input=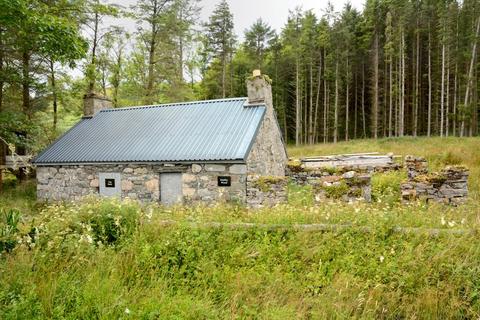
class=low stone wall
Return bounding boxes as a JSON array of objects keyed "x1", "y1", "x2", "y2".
[
  {"x1": 401, "y1": 157, "x2": 469, "y2": 204},
  {"x1": 246, "y1": 175, "x2": 288, "y2": 208},
  {"x1": 288, "y1": 165, "x2": 372, "y2": 203}
]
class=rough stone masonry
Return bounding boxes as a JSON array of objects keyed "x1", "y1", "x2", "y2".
[
  {"x1": 401, "y1": 156, "x2": 469, "y2": 204},
  {"x1": 37, "y1": 163, "x2": 249, "y2": 203}
]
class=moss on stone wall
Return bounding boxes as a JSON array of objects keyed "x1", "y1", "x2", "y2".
[{"x1": 252, "y1": 176, "x2": 287, "y2": 192}]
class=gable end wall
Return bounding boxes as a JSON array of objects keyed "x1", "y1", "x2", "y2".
[{"x1": 246, "y1": 114, "x2": 287, "y2": 176}]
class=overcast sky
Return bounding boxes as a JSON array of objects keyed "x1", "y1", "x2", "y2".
[{"x1": 108, "y1": 0, "x2": 365, "y2": 38}]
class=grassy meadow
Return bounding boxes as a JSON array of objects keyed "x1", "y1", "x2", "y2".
[{"x1": 1, "y1": 137, "x2": 480, "y2": 319}]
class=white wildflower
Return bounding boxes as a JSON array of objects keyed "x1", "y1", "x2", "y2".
[
  {"x1": 146, "y1": 208, "x2": 153, "y2": 220},
  {"x1": 448, "y1": 220, "x2": 456, "y2": 227},
  {"x1": 79, "y1": 234, "x2": 93, "y2": 244},
  {"x1": 461, "y1": 218, "x2": 466, "y2": 225},
  {"x1": 379, "y1": 255, "x2": 385, "y2": 263},
  {"x1": 125, "y1": 308, "x2": 131, "y2": 314},
  {"x1": 441, "y1": 216, "x2": 446, "y2": 226}
]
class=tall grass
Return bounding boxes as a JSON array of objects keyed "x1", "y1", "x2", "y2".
[
  {"x1": 1, "y1": 137, "x2": 480, "y2": 318},
  {"x1": 1, "y1": 199, "x2": 480, "y2": 318}
]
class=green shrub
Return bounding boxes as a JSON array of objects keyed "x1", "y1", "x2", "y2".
[
  {"x1": 322, "y1": 181, "x2": 349, "y2": 199},
  {"x1": 0, "y1": 208, "x2": 21, "y2": 253},
  {"x1": 371, "y1": 171, "x2": 404, "y2": 204},
  {"x1": 85, "y1": 201, "x2": 140, "y2": 245}
]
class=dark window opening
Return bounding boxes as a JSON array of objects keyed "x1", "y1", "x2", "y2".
[{"x1": 105, "y1": 178, "x2": 115, "y2": 188}]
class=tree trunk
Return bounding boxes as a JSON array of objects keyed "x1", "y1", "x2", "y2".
[
  {"x1": 453, "y1": 63, "x2": 457, "y2": 136},
  {"x1": 22, "y1": 51, "x2": 31, "y2": 117},
  {"x1": 460, "y1": 16, "x2": 480, "y2": 137},
  {"x1": 146, "y1": 32, "x2": 157, "y2": 104},
  {"x1": 323, "y1": 49, "x2": 328, "y2": 143},
  {"x1": 50, "y1": 60, "x2": 58, "y2": 131},
  {"x1": 383, "y1": 60, "x2": 387, "y2": 137},
  {"x1": 221, "y1": 53, "x2": 226, "y2": 98},
  {"x1": 413, "y1": 22, "x2": 420, "y2": 137},
  {"x1": 304, "y1": 68, "x2": 308, "y2": 144},
  {"x1": 309, "y1": 63, "x2": 314, "y2": 144},
  {"x1": 399, "y1": 29, "x2": 405, "y2": 137},
  {"x1": 313, "y1": 53, "x2": 322, "y2": 143},
  {"x1": 354, "y1": 72, "x2": 358, "y2": 139},
  {"x1": 88, "y1": 12, "x2": 99, "y2": 93},
  {"x1": 427, "y1": 25, "x2": 432, "y2": 137},
  {"x1": 334, "y1": 60, "x2": 339, "y2": 144},
  {"x1": 362, "y1": 63, "x2": 366, "y2": 138},
  {"x1": 388, "y1": 57, "x2": 393, "y2": 137},
  {"x1": 372, "y1": 33, "x2": 379, "y2": 139},
  {"x1": 345, "y1": 55, "x2": 349, "y2": 141},
  {"x1": 295, "y1": 57, "x2": 301, "y2": 146},
  {"x1": 446, "y1": 47, "x2": 450, "y2": 137},
  {"x1": 440, "y1": 36, "x2": 446, "y2": 137}
]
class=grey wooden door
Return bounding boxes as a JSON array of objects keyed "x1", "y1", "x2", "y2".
[{"x1": 160, "y1": 173, "x2": 183, "y2": 205}]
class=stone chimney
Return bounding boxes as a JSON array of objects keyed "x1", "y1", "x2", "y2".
[
  {"x1": 245, "y1": 70, "x2": 288, "y2": 177},
  {"x1": 83, "y1": 92, "x2": 113, "y2": 117}
]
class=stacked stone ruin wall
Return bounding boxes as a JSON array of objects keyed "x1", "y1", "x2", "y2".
[{"x1": 401, "y1": 156, "x2": 469, "y2": 204}]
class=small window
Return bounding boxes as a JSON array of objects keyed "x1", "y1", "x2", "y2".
[
  {"x1": 99, "y1": 172, "x2": 121, "y2": 198},
  {"x1": 105, "y1": 178, "x2": 115, "y2": 188}
]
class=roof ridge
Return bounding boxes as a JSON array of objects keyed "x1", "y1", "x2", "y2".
[{"x1": 100, "y1": 97, "x2": 249, "y2": 113}]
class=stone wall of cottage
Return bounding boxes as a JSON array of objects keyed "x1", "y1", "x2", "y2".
[
  {"x1": 182, "y1": 164, "x2": 247, "y2": 204},
  {"x1": 36, "y1": 163, "x2": 248, "y2": 203}
]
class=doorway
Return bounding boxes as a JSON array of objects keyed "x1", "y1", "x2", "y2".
[{"x1": 160, "y1": 172, "x2": 183, "y2": 205}]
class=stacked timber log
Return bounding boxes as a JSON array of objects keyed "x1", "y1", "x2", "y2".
[{"x1": 301, "y1": 152, "x2": 401, "y2": 173}]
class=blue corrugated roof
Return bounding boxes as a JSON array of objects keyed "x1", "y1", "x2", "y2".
[{"x1": 33, "y1": 98, "x2": 266, "y2": 165}]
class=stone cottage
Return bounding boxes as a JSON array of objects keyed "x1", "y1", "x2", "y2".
[{"x1": 33, "y1": 71, "x2": 288, "y2": 205}]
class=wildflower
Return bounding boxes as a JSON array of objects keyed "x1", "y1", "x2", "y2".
[
  {"x1": 125, "y1": 308, "x2": 131, "y2": 314},
  {"x1": 441, "y1": 216, "x2": 446, "y2": 226},
  {"x1": 146, "y1": 208, "x2": 153, "y2": 220},
  {"x1": 379, "y1": 256, "x2": 385, "y2": 263},
  {"x1": 448, "y1": 220, "x2": 456, "y2": 227}
]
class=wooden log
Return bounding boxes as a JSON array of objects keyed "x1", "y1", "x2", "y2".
[{"x1": 155, "y1": 220, "x2": 474, "y2": 237}]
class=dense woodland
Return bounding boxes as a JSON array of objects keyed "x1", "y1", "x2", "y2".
[{"x1": 0, "y1": 0, "x2": 479, "y2": 153}]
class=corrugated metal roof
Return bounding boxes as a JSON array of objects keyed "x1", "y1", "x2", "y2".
[{"x1": 33, "y1": 98, "x2": 266, "y2": 165}]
